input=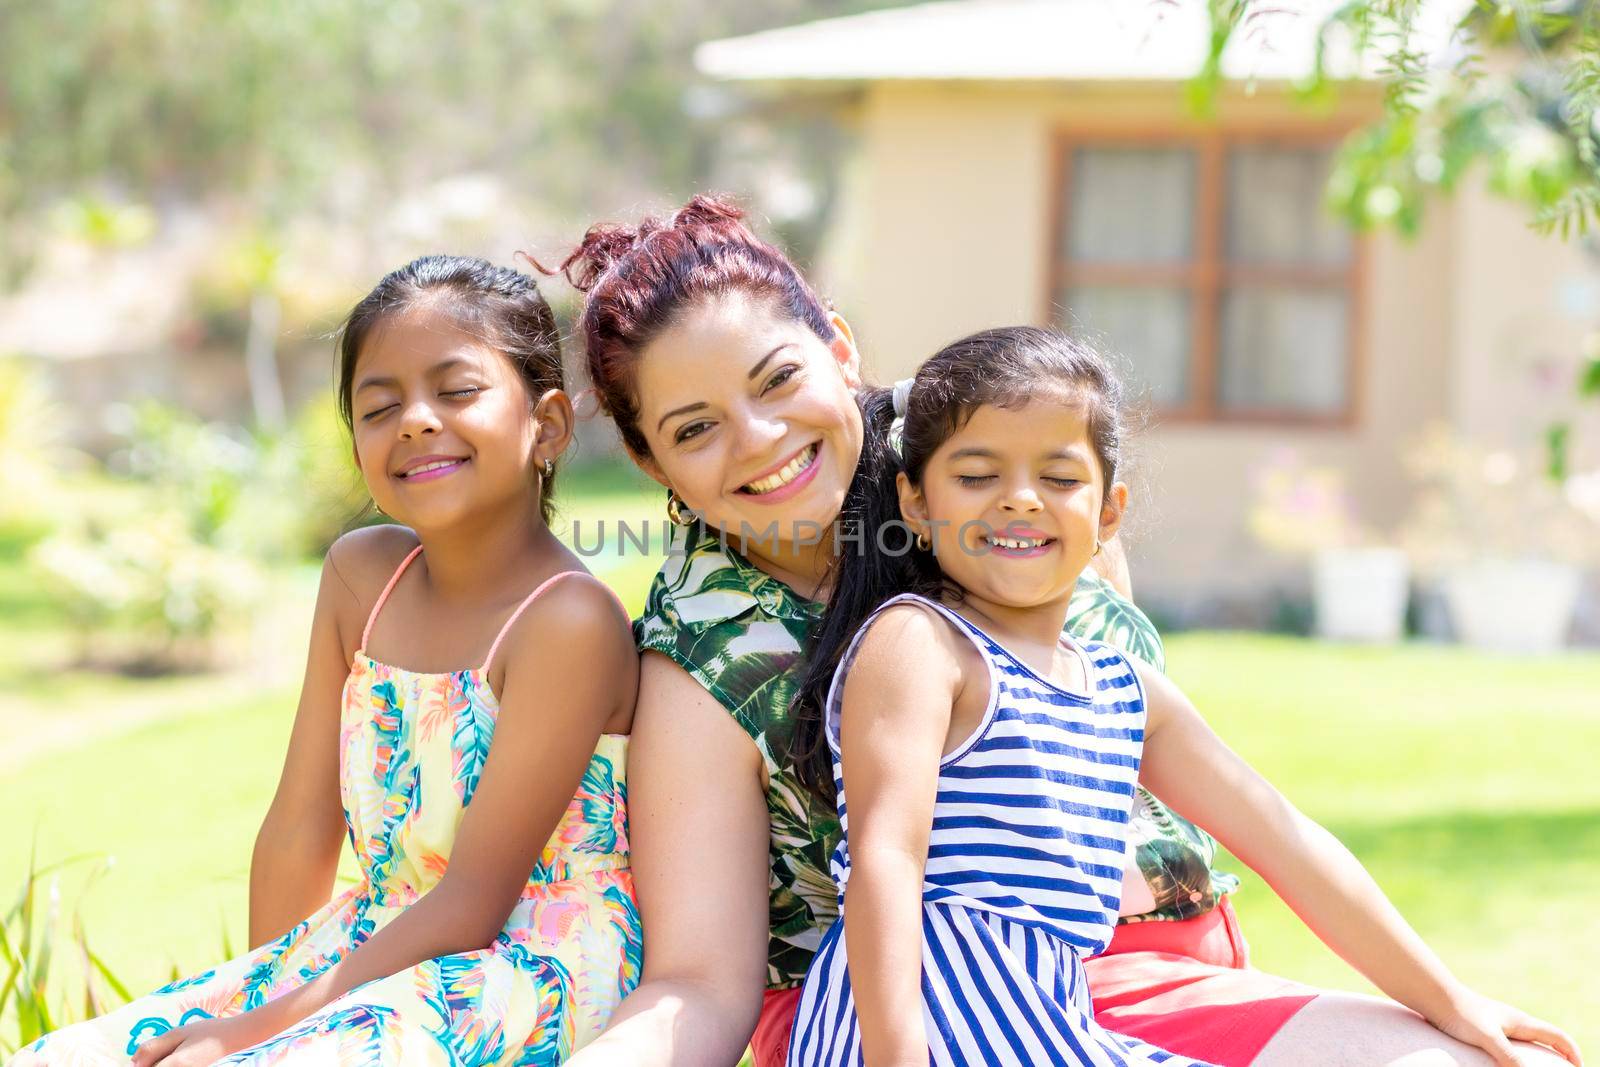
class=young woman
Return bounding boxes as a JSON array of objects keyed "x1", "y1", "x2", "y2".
[{"x1": 555, "y1": 197, "x2": 1576, "y2": 1067}]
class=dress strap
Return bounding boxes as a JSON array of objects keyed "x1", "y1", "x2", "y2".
[
  {"x1": 361, "y1": 544, "x2": 424, "y2": 652},
  {"x1": 822, "y1": 592, "x2": 991, "y2": 752},
  {"x1": 481, "y1": 570, "x2": 626, "y2": 676}
]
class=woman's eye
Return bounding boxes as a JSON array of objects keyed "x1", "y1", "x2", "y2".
[
  {"x1": 956, "y1": 474, "x2": 995, "y2": 487},
  {"x1": 762, "y1": 365, "x2": 800, "y2": 394},
  {"x1": 675, "y1": 421, "x2": 711, "y2": 444},
  {"x1": 1043, "y1": 477, "x2": 1081, "y2": 488},
  {"x1": 361, "y1": 404, "x2": 396, "y2": 422}
]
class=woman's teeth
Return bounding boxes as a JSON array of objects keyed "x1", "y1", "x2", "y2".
[{"x1": 743, "y1": 444, "x2": 818, "y2": 495}]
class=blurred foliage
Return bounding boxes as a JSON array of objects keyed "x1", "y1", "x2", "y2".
[
  {"x1": 0, "y1": 0, "x2": 917, "y2": 274},
  {"x1": 1200, "y1": 1, "x2": 1600, "y2": 237},
  {"x1": 23, "y1": 394, "x2": 364, "y2": 672}
]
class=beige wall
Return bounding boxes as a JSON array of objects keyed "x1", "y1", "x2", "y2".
[{"x1": 816, "y1": 79, "x2": 1596, "y2": 619}]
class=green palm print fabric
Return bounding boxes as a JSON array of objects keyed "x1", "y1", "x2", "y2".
[{"x1": 635, "y1": 522, "x2": 1237, "y2": 989}]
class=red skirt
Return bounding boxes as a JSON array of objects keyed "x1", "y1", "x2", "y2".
[{"x1": 749, "y1": 899, "x2": 1317, "y2": 1067}]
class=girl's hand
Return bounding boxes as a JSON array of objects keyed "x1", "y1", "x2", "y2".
[
  {"x1": 130, "y1": 1011, "x2": 282, "y2": 1067},
  {"x1": 1431, "y1": 989, "x2": 1583, "y2": 1067}
]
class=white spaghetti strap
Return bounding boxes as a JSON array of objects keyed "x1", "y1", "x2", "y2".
[
  {"x1": 480, "y1": 570, "x2": 626, "y2": 676},
  {"x1": 361, "y1": 544, "x2": 424, "y2": 652}
]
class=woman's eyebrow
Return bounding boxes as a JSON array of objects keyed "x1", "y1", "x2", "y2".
[
  {"x1": 657, "y1": 402, "x2": 707, "y2": 432},
  {"x1": 746, "y1": 343, "x2": 794, "y2": 380}
]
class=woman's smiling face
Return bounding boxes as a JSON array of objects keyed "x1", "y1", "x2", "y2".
[{"x1": 631, "y1": 291, "x2": 864, "y2": 552}]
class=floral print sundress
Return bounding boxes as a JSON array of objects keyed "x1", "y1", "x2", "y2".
[{"x1": 18, "y1": 546, "x2": 642, "y2": 1066}]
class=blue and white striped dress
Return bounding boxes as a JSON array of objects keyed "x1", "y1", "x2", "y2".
[{"x1": 787, "y1": 594, "x2": 1216, "y2": 1067}]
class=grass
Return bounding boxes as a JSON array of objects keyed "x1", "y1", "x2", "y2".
[{"x1": 4, "y1": 466, "x2": 1598, "y2": 1053}]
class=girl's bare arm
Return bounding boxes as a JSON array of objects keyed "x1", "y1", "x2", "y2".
[
  {"x1": 836, "y1": 605, "x2": 963, "y2": 1067},
  {"x1": 1136, "y1": 662, "x2": 1581, "y2": 1067},
  {"x1": 248, "y1": 547, "x2": 361, "y2": 946}
]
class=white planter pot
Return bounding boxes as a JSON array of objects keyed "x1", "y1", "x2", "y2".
[
  {"x1": 1443, "y1": 557, "x2": 1581, "y2": 653},
  {"x1": 1311, "y1": 546, "x2": 1410, "y2": 643}
]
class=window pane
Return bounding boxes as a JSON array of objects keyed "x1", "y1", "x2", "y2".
[
  {"x1": 1062, "y1": 285, "x2": 1191, "y2": 407},
  {"x1": 1227, "y1": 146, "x2": 1349, "y2": 266},
  {"x1": 1069, "y1": 147, "x2": 1196, "y2": 264},
  {"x1": 1218, "y1": 286, "x2": 1348, "y2": 413}
]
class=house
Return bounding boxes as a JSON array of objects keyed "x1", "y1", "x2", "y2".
[{"x1": 696, "y1": 0, "x2": 1600, "y2": 626}]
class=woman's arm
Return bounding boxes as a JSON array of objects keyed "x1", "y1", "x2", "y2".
[
  {"x1": 139, "y1": 576, "x2": 636, "y2": 1067},
  {"x1": 836, "y1": 606, "x2": 962, "y2": 1067},
  {"x1": 248, "y1": 549, "x2": 361, "y2": 946},
  {"x1": 1136, "y1": 661, "x2": 1582, "y2": 1067},
  {"x1": 564, "y1": 651, "x2": 771, "y2": 1067}
]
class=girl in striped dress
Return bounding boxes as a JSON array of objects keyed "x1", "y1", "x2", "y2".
[{"x1": 785, "y1": 327, "x2": 1576, "y2": 1067}]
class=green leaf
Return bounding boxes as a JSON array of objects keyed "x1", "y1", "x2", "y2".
[
  {"x1": 1547, "y1": 422, "x2": 1571, "y2": 482},
  {"x1": 1580, "y1": 358, "x2": 1600, "y2": 398}
]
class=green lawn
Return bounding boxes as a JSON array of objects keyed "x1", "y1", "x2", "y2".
[{"x1": 4, "y1": 469, "x2": 1598, "y2": 1054}]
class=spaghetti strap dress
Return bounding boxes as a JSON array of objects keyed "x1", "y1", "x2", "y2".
[
  {"x1": 16, "y1": 545, "x2": 641, "y2": 1066},
  {"x1": 787, "y1": 593, "x2": 1216, "y2": 1067}
]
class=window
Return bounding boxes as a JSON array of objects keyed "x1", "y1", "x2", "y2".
[{"x1": 1048, "y1": 132, "x2": 1361, "y2": 423}]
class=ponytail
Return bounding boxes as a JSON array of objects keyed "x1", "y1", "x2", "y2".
[{"x1": 788, "y1": 387, "x2": 947, "y2": 801}]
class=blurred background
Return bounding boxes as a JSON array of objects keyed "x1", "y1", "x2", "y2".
[{"x1": 2, "y1": 0, "x2": 1598, "y2": 1057}]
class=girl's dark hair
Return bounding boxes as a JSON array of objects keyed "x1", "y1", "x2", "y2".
[
  {"x1": 337, "y1": 254, "x2": 564, "y2": 522},
  {"x1": 790, "y1": 326, "x2": 1128, "y2": 800},
  {"x1": 550, "y1": 193, "x2": 835, "y2": 458}
]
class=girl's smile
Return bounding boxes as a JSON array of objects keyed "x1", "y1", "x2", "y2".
[
  {"x1": 352, "y1": 308, "x2": 542, "y2": 531},
  {"x1": 902, "y1": 398, "x2": 1123, "y2": 616}
]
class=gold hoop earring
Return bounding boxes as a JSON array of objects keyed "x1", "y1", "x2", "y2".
[
  {"x1": 916, "y1": 530, "x2": 931, "y2": 551},
  {"x1": 1092, "y1": 539, "x2": 1102, "y2": 558},
  {"x1": 666, "y1": 491, "x2": 695, "y2": 527}
]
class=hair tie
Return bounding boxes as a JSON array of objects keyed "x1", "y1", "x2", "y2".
[
  {"x1": 891, "y1": 377, "x2": 914, "y2": 417},
  {"x1": 887, "y1": 376, "x2": 914, "y2": 459}
]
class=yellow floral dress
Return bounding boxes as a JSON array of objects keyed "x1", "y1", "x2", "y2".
[{"x1": 17, "y1": 547, "x2": 642, "y2": 1066}]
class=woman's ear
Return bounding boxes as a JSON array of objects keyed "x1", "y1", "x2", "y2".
[
  {"x1": 827, "y1": 312, "x2": 863, "y2": 390},
  {"x1": 1098, "y1": 481, "x2": 1129, "y2": 545}
]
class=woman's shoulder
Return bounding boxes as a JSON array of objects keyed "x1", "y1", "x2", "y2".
[
  {"x1": 1065, "y1": 567, "x2": 1166, "y2": 673},
  {"x1": 634, "y1": 524, "x2": 816, "y2": 741}
]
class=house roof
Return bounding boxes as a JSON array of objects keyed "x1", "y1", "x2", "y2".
[{"x1": 695, "y1": 0, "x2": 1471, "y2": 86}]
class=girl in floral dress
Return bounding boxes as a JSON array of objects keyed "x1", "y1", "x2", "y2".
[{"x1": 16, "y1": 256, "x2": 642, "y2": 1067}]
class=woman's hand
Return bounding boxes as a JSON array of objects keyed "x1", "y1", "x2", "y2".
[
  {"x1": 130, "y1": 1010, "x2": 282, "y2": 1067},
  {"x1": 1430, "y1": 989, "x2": 1582, "y2": 1066}
]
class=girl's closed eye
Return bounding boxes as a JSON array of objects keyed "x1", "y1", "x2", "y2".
[
  {"x1": 362, "y1": 403, "x2": 397, "y2": 422},
  {"x1": 1042, "y1": 476, "x2": 1082, "y2": 488},
  {"x1": 442, "y1": 386, "x2": 482, "y2": 398},
  {"x1": 955, "y1": 473, "x2": 996, "y2": 487}
]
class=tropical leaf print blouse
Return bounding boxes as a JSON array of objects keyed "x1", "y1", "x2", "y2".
[{"x1": 634, "y1": 522, "x2": 1238, "y2": 990}]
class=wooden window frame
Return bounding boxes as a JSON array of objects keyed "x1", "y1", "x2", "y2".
[{"x1": 1044, "y1": 122, "x2": 1368, "y2": 428}]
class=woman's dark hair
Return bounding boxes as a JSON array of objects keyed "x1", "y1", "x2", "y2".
[
  {"x1": 790, "y1": 326, "x2": 1129, "y2": 799},
  {"x1": 336, "y1": 254, "x2": 564, "y2": 522},
  {"x1": 550, "y1": 193, "x2": 835, "y2": 458}
]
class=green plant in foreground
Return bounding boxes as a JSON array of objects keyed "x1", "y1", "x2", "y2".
[{"x1": 1, "y1": 847, "x2": 131, "y2": 1056}]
